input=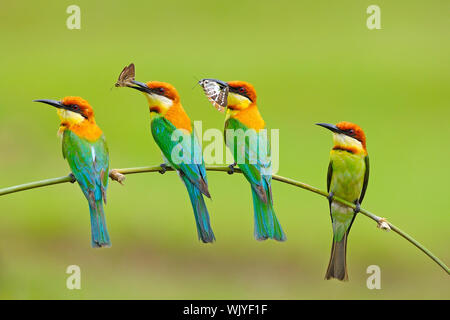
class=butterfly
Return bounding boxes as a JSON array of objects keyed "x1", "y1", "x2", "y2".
[
  {"x1": 198, "y1": 78, "x2": 229, "y2": 112},
  {"x1": 115, "y1": 63, "x2": 135, "y2": 87}
]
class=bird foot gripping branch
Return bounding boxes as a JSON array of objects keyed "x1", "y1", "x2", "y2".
[
  {"x1": 109, "y1": 170, "x2": 126, "y2": 185},
  {"x1": 158, "y1": 163, "x2": 168, "y2": 174},
  {"x1": 68, "y1": 173, "x2": 76, "y2": 183},
  {"x1": 227, "y1": 163, "x2": 237, "y2": 175},
  {"x1": 377, "y1": 217, "x2": 391, "y2": 231}
]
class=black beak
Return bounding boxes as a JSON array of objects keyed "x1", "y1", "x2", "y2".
[
  {"x1": 316, "y1": 123, "x2": 342, "y2": 134},
  {"x1": 199, "y1": 78, "x2": 229, "y2": 89},
  {"x1": 33, "y1": 99, "x2": 68, "y2": 110},
  {"x1": 129, "y1": 80, "x2": 151, "y2": 93}
]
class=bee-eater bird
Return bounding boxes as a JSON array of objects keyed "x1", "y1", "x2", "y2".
[
  {"x1": 34, "y1": 97, "x2": 110, "y2": 248},
  {"x1": 128, "y1": 80, "x2": 215, "y2": 243},
  {"x1": 317, "y1": 122, "x2": 369, "y2": 281},
  {"x1": 200, "y1": 79, "x2": 286, "y2": 242}
]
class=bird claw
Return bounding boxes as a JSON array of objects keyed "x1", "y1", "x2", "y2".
[
  {"x1": 353, "y1": 202, "x2": 361, "y2": 214},
  {"x1": 159, "y1": 163, "x2": 168, "y2": 174},
  {"x1": 377, "y1": 218, "x2": 391, "y2": 231},
  {"x1": 327, "y1": 191, "x2": 334, "y2": 202},
  {"x1": 69, "y1": 173, "x2": 76, "y2": 183},
  {"x1": 227, "y1": 163, "x2": 237, "y2": 175}
]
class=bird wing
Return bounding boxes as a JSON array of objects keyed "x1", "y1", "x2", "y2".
[
  {"x1": 192, "y1": 128, "x2": 208, "y2": 186},
  {"x1": 225, "y1": 117, "x2": 271, "y2": 201},
  {"x1": 359, "y1": 155, "x2": 370, "y2": 204},
  {"x1": 62, "y1": 130, "x2": 109, "y2": 203},
  {"x1": 327, "y1": 160, "x2": 333, "y2": 193},
  {"x1": 151, "y1": 116, "x2": 209, "y2": 197},
  {"x1": 327, "y1": 160, "x2": 334, "y2": 221}
]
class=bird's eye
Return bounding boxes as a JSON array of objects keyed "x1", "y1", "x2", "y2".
[
  {"x1": 158, "y1": 87, "x2": 165, "y2": 94},
  {"x1": 72, "y1": 104, "x2": 79, "y2": 110},
  {"x1": 348, "y1": 129, "x2": 354, "y2": 135},
  {"x1": 239, "y1": 87, "x2": 246, "y2": 93}
]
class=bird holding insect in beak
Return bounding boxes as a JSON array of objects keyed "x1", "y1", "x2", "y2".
[
  {"x1": 128, "y1": 80, "x2": 215, "y2": 243},
  {"x1": 316, "y1": 122, "x2": 370, "y2": 281},
  {"x1": 34, "y1": 97, "x2": 110, "y2": 248},
  {"x1": 199, "y1": 79, "x2": 286, "y2": 242}
]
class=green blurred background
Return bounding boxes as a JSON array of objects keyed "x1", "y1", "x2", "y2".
[{"x1": 0, "y1": 0, "x2": 448, "y2": 299}]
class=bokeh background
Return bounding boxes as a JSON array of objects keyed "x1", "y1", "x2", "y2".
[{"x1": 0, "y1": 1, "x2": 448, "y2": 299}]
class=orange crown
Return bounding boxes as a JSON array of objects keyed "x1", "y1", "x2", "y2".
[
  {"x1": 336, "y1": 121, "x2": 367, "y2": 149},
  {"x1": 61, "y1": 96, "x2": 95, "y2": 119},
  {"x1": 146, "y1": 81, "x2": 180, "y2": 103},
  {"x1": 227, "y1": 81, "x2": 257, "y2": 103}
]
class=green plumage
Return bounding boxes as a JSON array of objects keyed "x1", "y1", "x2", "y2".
[
  {"x1": 326, "y1": 149, "x2": 369, "y2": 280},
  {"x1": 151, "y1": 115, "x2": 215, "y2": 243},
  {"x1": 225, "y1": 117, "x2": 285, "y2": 241},
  {"x1": 62, "y1": 130, "x2": 110, "y2": 248}
]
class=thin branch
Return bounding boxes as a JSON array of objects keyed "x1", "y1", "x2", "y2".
[
  {"x1": 0, "y1": 165, "x2": 448, "y2": 275},
  {"x1": 0, "y1": 174, "x2": 76, "y2": 196}
]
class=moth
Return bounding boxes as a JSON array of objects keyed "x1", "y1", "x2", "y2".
[
  {"x1": 115, "y1": 63, "x2": 135, "y2": 87},
  {"x1": 198, "y1": 78, "x2": 229, "y2": 112}
]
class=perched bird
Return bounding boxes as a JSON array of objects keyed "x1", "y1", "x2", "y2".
[
  {"x1": 200, "y1": 79, "x2": 286, "y2": 241},
  {"x1": 128, "y1": 80, "x2": 215, "y2": 243},
  {"x1": 317, "y1": 122, "x2": 369, "y2": 281},
  {"x1": 34, "y1": 97, "x2": 110, "y2": 248}
]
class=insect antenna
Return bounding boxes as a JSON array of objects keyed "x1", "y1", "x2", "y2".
[{"x1": 191, "y1": 75, "x2": 201, "y2": 90}]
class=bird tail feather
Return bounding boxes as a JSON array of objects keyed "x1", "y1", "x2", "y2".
[
  {"x1": 251, "y1": 187, "x2": 286, "y2": 242},
  {"x1": 183, "y1": 177, "x2": 215, "y2": 243},
  {"x1": 325, "y1": 232, "x2": 349, "y2": 281},
  {"x1": 89, "y1": 199, "x2": 111, "y2": 248}
]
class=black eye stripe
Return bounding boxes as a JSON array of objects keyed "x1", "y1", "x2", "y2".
[
  {"x1": 344, "y1": 129, "x2": 362, "y2": 142},
  {"x1": 341, "y1": 128, "x2": 354, "y2": 135},
  {"x1": 229, "y1": 86, "x2": 252, "y2": 102},
  {"x1": 152, "y1": 87, "x2": 166, "y2": 95},
  {"x1": 64, "y1": 104, "x2": 87, "y2": 118}
]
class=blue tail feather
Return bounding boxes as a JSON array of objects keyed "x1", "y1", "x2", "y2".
[
  {"x1": 89, "y1": 200, "x2": 111, "y2": 248},
  {"x1": 182, "y1": 177, "x2": 215, "y2": 243},
  {"x1": 251, "y1": 186, "x2": 286, "y2": 242}
]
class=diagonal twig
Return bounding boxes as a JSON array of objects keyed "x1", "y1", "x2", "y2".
[{"x1": 0, "y1": 165, "x2": 448, "y2": 275}]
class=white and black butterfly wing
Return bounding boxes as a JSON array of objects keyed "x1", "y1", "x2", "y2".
[{"x1": 199, "y1": 79, "x2": 228, "y2": 112}]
